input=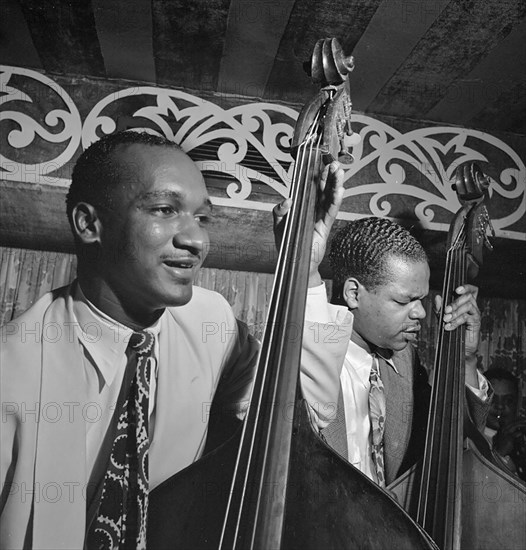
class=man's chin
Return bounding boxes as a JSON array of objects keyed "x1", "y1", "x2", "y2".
[
  {"x1": 161, "y1": 287, "x2": 193, "y2": 308},
  {"x1": 390, "y1": 339, "x2": 410, "y2": 352}
]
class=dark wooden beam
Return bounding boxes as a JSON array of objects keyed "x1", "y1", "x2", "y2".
[
  {"x1": 152, "y1": 0, "x2": 229, "y2": 91},
  {"x1": 1, "y1": 179, "x2": 524, "y2": 300},
  {"x1": 427, "y1": 18, "x2": 526, "y2": 128},
  {"x1": 91, "y1": 0, "x2": 156, "y2": 83},
  {"x1": 217, "y1": 0, "x2": 296, "y2": 97},
  {"x1": 368, "y1": 0, "x2": 526, "y2": 119},
  {"x1": 471, "y1": 80, "x2": 526, "y2": 135},
  {"x1": 264, "y1": 0, "x2": 381, "y2": 104},
  {"x1": 0, "y1": 0, "x2": 42, "y2": 69},
  {"x1": 18, "y1": 0, "x2": 105, "y2": 77},
  {"x1": 349, "y1": 0, "x2": 449, "y2": 112}
]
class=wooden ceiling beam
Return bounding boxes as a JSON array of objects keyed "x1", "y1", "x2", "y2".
[
  {"x1": 17, "y1": 0, "x2": 105, "y2": 76},
  {"x1": 0, "y1": 0, "x2": 42, "y2": 69},
  {"x1": 91, "y1": 0, "x2": 156, "y2": 83},
  {"x1": 264, "y1": 0, "x2": 380, "y2": 104},
  {"x1": 349, "y1": 0, "x2": 449, "y2": 112},
  {"x1": 152, "y1": 0, "x2": 229, "y2": 91},
  {"x1": 217, "y1": 0, "x2": 296, "y2": 97},
  {"x1": 368, "y1": 0, "x2": 526, "y2": 119},
  {"x1": 427, "y1": 18, "x2": 526, "y2": 128}
]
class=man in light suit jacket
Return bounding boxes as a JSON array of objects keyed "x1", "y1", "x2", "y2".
[
  {"x1": 0, "y1": 131, "x2": 350, "y2": 549},
  {"x1": 301, "y1": 217, "x2": 490, "y2": 487}
]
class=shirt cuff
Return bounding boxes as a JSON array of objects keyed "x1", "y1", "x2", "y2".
[
  {"x1": 302, "y1": 283, "x2": 353, "y2": 430},
  {"x1": 467, "y1": 370, "x2": 490, "y2": 401}
]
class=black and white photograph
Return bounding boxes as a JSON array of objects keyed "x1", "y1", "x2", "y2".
[{"x1": 1, "y1": 1, "x2": 525, "y2": 548}]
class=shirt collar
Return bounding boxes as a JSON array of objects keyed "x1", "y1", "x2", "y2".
[
  {"x1": 72, "y1": 283, "x2": 162, "y2": 387},
  {"x1": 374, "y1": 348, "x2": 399, "y2": 374},
  {"x1": 349, "y1": 330, "x2": 399, "y2": 375}
]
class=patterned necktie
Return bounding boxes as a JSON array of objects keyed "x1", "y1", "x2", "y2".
[
  {"x1": 87, "y1": 331, "x2": 155, "y2": 550},
  {"x1": 369, "y1": 355, "x2": 387, "y2": 487}
]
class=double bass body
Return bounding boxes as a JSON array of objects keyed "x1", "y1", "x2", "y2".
[
  {"x1": 389, "y1": 438, "x2": 526, "y2": 550},
  {"x1": 148, "y1": 402, "x2": 437, "y2": 549}
]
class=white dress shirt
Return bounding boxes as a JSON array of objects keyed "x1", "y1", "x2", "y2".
[
  {"x1": 340, "y1": 342, "x2": 397, "y2": 483},
  {"x1": 73, "y1": 284, "x2": 160, "y2": 478}
]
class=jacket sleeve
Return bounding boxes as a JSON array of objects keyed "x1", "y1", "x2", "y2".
[
  {"x1": 416, "y1": 351, "x2": 492, "y2": 436},
  {"x1": 201, "y1": 299, "x2": 259, "y2": 453},
  {"x1": 211, "y1": 315, "x2": 260, "y2": 420},
  {"x1": 300, "y1": 284, "x2": 353, "y2": 430},
  {"x1": 209, "y1": 284, "x2": 353, "y2": 438}
]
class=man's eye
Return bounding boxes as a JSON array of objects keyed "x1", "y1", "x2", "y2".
[
  {"x1": 152, "y1": 206, "x2": 175, "y2": 216},
  {"x1": 195, "y1": 214, "x2": 212, "y2": 225}
]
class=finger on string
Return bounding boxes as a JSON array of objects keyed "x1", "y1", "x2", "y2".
[
  {"x1": 433, "y1": 295, "x2": 442, "y2": 319},
  {"x1": 273, "y1": 198, "x2": 292, "y2": 222},
  {"x1": 320, "y1": 161, "x2": 342, "y2": 193},
  {"x1": 455, "y1": 284, "x2": 479, "y2": 299},
  {"x1": 318, "y1": 163, "x2": 331, "y2": 194}
]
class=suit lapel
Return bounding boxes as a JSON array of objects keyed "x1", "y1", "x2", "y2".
[
  {"x1": 379, "y1": 346, "x2": 415, "y2": 485},
  {"x1": 320, "y1": 387, "x2": 348, "y2": 460},
  {"x1": 32, "y1": 288, "x2": 88, "y2": 550}
]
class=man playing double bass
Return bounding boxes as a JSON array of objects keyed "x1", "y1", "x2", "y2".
[
  {"x1": 0, "y1": 131, "x2": 349, "y2": 549},
  {"x1": 275, "y1": 207, "x2": 492, "y2": 488}
]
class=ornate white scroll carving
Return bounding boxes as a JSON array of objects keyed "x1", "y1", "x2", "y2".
[
  {"x1": 0, "y1": 66, "x2": 82, "y2": 187},
  {"x1": 1, "y1": 65, "x2": 524, "y2": 239},
  {"x1": 340, "y1": 115, "x2": 525, "y2": 239},
  {"x1": 82, "y1": 87, "x2": 296, "y2": 208}
]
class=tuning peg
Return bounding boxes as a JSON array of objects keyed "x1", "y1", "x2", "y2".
[
  {"x1": 483, "y1": 232, "x2": 494, "y2": 251},
  {"x1": 336, "y1": 132, "x2": 360, "y2": 164},
  {"x1": 480, "y1": 208, "x2": 495, "y2": 251},
  {"x1": 343, "y1": 132, "x2": 361, "y2": 147}
]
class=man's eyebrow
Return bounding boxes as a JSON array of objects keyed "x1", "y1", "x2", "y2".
[
  {"x1": 138, "y1": 190, "x2": 213, "y2": 210},
  {"x1": 138, "y1": 190, "x2": 183, "y2": 201},
  {"x1": 396, "y1": 291, "x2": 427, "y2": 301}
]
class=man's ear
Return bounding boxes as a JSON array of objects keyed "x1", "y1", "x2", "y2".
[
  {"x1": 71, "y1": 203, "x2": 103, "y2": 245},
  {"x1": 342, "y1": 277, "x2": 361, "y2": 309}
]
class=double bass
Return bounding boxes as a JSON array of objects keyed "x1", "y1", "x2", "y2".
[
  {"x1": 147, "y1": 38, "x2": 437, "y2": 549},
  {"x1": 390, "y1": 163, "x2": 526, "y2": 549}
]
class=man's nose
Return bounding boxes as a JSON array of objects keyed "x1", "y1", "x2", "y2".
[
  {"x1": 173, "y1": 216, "x2": 208, "y2": 253},
  {"x1": 410, "y1": 300, "x2": 426, "y2": 320}
]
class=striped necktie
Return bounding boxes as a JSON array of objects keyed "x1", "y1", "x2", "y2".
[
  {"x1": 369, "y1": 355, "x2": 387, "y2": 487},
  {"x1": 87, "y1": 330, "x2": 154, "y2": 550}
]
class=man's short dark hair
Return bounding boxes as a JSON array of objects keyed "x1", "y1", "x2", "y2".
[
  {"x1": 329, "y1": 217, "x2": 428, "y2": 303},
  {"x1": 484, "y1": 367, "x2": 519, "y2": 395},
  {"x1": 66, "y1": 130, "x2": 182, "y2": 221}
]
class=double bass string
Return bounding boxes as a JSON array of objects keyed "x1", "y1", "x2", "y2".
[
  {"x1": 445, "y1": 241, "x2": 467, "y2": 549},
  {"x1": 418, "y1": 219, "x2": 470, "y2": 549},
  {"x1": 435, "y1": 237, "x2": 465, "y2": 545},
  {"x1": 248, "y1": 125, "x2": 323, "y2": 544},
  {"x1": 418, "y1": 225, "x2": 467, "y2": 534},
  {"x1": 418, "y1": 244, "x2": 454, "y2": 524},
  {"x1": 248, "y1": 126, "x2": 321, "y2": 529},
  {"x1": 219, "y1": 113, "x2": 323, "y2": 547}
]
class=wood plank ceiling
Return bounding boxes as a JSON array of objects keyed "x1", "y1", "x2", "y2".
[{"x1": 1, "y1": 0, "x2": 525, "y2": 135}]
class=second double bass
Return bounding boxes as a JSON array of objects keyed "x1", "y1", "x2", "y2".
[{"x1": 390, "y1": 163, "x2": 526, "y2": 549}]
